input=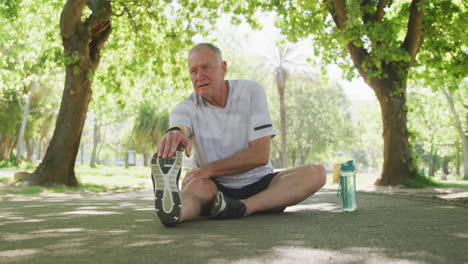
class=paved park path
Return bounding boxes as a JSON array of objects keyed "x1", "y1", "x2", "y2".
[{"x1": 1, "y1": 188, "x2": 467, "y2": 264}]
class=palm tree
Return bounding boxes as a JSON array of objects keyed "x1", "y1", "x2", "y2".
[
  {"x1": 253, "y1": 40, "x2": 315, "y2": 168},
  {"x1": 132, "y1": 100, "x2": 169, "y2": 166}
]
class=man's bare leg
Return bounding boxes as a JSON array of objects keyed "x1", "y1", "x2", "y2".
[
  {"x1": 241, "y1": 164, "x2": 326, "y2": 215},
  {"x1": 178, "y1": 178, "x2": 218, "y2": 222}
]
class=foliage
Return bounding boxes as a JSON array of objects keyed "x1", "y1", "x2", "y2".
[
  {"x1": 0, "y1": 0, "x2": 63, "y2": 161},
  {"x1": 407, "y1": 83, "x2": 464, "y2": 176},
  {"x1": 0, "y1": 183, "x2": 142, "y2": 195},
  {"x1": 132, "y1": 98, "x2": 170, "y2": 155},
  {"x1": 236, "y1": 0, "x2": 467, "y2": 185},
  {"x1": 351, "y1": 103, "x2": 383, "y2": 169},
  {"x1": 0, "y1": 159, "x2": 36, "y2": 170},
  {"x1": 289, "y1": 79, "x2": 354, "y2": 165},
  {"x1": 415, "y1": 1, "x2": 468, "y2": 91}
]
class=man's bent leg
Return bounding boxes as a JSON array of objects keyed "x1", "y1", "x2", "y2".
[
  {"x1": 179, "y1": 178, "x2": 218, "y2": 223},
  {"x1": 242, "y1": 164, "x2": 326, "y2": 215}
]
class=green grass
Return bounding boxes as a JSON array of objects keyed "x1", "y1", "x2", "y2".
[
  {"x1": 325, "y1": 171, "x2": 468, "y2": 189},
  {"x1": 403, "y1": 175, "x2": 468, "y2": 188},
  {"x1": 1, "y1": 183, "x2": 128, "y2": 195},
  {"x1": 1, "y1": 161, "x2": 466, "y2": 195},
  {"x1": 75, "y1": 164, "x2": 150, "y2": 188},
  {"x1": 0, "y1": 163, "x2": 152, "y2": 195},
  {"x1": 0, "y1": 160, "x2": 37, "y2": 170},
  {"x1": 75, "y1": 164, "x2": 153, "y2": 190},
  {"x1": 324, "y1": 172, "x2": 379, "y2": 189}
]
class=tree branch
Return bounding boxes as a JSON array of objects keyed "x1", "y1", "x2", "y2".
[
  {"x1": 327, "y1": 0, "x2": 372, "y2": 84},
  {"x1": 86, "y1": 0, "x2": 112, "y2": 65},
  {"x1": 86, "y1": 0, "x2": 112, "y2": 30},
  {"x1": 361, "y1": 0, "x2": 372, "y2": 24},
  {"x1": 376, "y1": 0, "x2": 387, "y2": 22},
  {"x1": 15, "y1": 90, "x2": 24, "y2": 111},
  {"x1": 442, "y1": 87, "x2": 467, "y2": 139},
  {"x1": 347, "y1": 43, "x2": 371, "y2": 83},
  {"x1": 327, "y1": 0, "x2": 347, "y2": 30},
  {"x1": 402, "y1": 0, "x2": 424, "y2": 63},
  {"x1": 60, "y1": 0, "x2": 86, "y2": 43}
]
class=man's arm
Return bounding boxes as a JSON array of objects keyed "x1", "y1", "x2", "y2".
[{"x1": 182, "y1": 136, "x2": 271, "y2": 186}]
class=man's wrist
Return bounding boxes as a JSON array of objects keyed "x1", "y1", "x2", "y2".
[{"x1": 165, "y1": 127, "x2": 181, "y2": 134}]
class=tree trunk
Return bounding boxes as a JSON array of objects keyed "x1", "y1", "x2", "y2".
[
  {"x1": 143, "y1": 153, "x2": 149, "y2": 167},
  {"x1": 373, "y1": 72, "x2": 416, "y2": 185},
  {"x1": 26, "y1": 140, "x2": 33, "y2": 162},
  {"x1": 27, "y1": 0, "x2": 112, "y2": 186},
  {"x1": 463, "y1": 141, "x2": 468, "y2": 180},
  {"x1": 441, "y1": 158, "x2": 449, "y2": 176},
  {"x1": 41, "y1": 137, "x2": 50, "y2": 160},
  {"x1": 37, "y1": 138, "x2": 42, "y2": 161},
  {"x1": 90, "y1": 116, "x2": 100, "y2": 168},
  {"x1": 97, "y1": 125, "x2": 106, "y2": 163},
  {"x1": 456, "y1": 143, "x2": 460, "y2": 176},
  {"x1": 16, "y1": 81, "x2": 36, "y2": 163},
  {"x1": 276, "y1": 68, "x2": 288, "y2": 168},
  {"x1": 442, "y1": 88, "x2": 468, "y2": 179},
  {"x1": 80, "y1": 142, "x2": 84, "y2": 165},
  {"x1": 0, "y1": 134, "x2": 17, "y2": 161},
  {"x1": 125, "y1": 128, "x2": 136, "y2": 168}
]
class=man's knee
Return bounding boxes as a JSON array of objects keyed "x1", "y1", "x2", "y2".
[
  {"x1": 182, "y1": 178, "x2": 218, "y2": 202},
  {"x1": 304, "y1": 163, "x2": 327, "y2": 191}
]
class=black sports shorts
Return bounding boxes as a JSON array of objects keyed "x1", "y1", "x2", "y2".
[{"x1": 212, "y1": 172, "x2": 279, "y2": 200}]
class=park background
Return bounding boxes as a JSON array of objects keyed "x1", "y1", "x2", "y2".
[{"x1": 0, "y1": 1, "x2": 467, "y2": 191}]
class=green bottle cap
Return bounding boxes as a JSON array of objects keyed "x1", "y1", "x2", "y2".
[{"x1": 341, "y1": 160, "x2": 355, "y2": 171}]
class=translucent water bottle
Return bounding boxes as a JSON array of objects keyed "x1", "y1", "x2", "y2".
[{"x1": 337, "y1": 160, "x2": 357, "y2": 212}]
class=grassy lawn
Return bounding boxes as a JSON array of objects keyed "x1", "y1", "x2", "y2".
[
  {"x1": 1, "y1": 159, "x2": 466, "y2": 196},
  {"x1": 76, "y1": 164, "x2": 151, "y2": 189},
  {"x1": 0, "y1": 161, "x2": 192, "y2": 195}
]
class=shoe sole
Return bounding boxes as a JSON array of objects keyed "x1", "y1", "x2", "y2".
[{"x1": 151, "y1": 151, "x2": 182, "y2": 227}]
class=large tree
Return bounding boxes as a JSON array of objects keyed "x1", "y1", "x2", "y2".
[
  {"x1": 28, "y1": 0, "x2": 113, "y2": 186},
  {"x1": 231, "y1": 0, "x2": 466, "y2": 185},
  {"x1": 27, "y1": 0, "x2": 224, "y2": 186}
]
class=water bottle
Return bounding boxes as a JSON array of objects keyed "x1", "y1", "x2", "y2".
[{"x1": 337, "y1": 160, "x2": 357, "y2": 212}]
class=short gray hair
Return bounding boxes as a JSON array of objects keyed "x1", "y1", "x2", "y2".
[{"x1": 188, "y1": 43, "x2": 223, "y2": 63}]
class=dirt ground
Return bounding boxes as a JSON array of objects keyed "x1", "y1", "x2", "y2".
[{"x1": 1, "y1": 187, "x2": 467, "y2": 264}]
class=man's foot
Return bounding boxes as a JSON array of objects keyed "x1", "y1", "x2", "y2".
[
  {"x1": 151, "y1": 151, "x2": 182, "y2": 227},
  {"x1": 210, "y1": 191, "x2": 246, "y2": 219}
]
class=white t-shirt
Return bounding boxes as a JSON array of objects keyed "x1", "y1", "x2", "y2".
[{"x1": 169, "y1": 80, "x2": 276, "y2": 188}]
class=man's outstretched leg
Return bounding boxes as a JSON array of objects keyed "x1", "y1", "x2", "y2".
[
  {"x1": 151, "y1": 151, "x2": 219, "y2": 226},
  {"x1": 151, "y1": 151, "x2": 183, "y2": 227}
]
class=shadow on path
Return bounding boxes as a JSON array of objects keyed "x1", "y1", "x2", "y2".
[{"x1": 1, "y1": 190, "x2": 467, "y2": 264}]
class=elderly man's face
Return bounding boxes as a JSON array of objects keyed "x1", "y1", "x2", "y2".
[{"x1": 188, "y1": 47, "x2": 227, "y2": 99}]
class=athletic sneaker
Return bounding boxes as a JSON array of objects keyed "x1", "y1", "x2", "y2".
[
  {"x1": 210, "y1": 191, "x2": 246, "y2": 219},
  {"x1": 151, "y1": 150, "x2": 182, "y2": 227}
]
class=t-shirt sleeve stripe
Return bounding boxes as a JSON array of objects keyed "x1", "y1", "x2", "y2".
[{"x1": 254, "y1": 124, "x2": 272, "y2": 131}]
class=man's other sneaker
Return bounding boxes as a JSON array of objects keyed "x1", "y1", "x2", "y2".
[
  {"x1": 210, "y1": 191, "x2": 246, "y2": 219},
  {"x1": 151, "y1": 151, "x2": 182, "y2": 227}
]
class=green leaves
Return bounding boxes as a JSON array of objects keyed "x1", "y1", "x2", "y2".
[
  {"x1": 0, "y1": 0, "x2": 21, "y2": 20},
  {"x1": 416, "y1": 0, "x2": 467, "y2": 91},
  {"x1": 64, "y1": 55, "x2": 79, "y2": 66}
]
